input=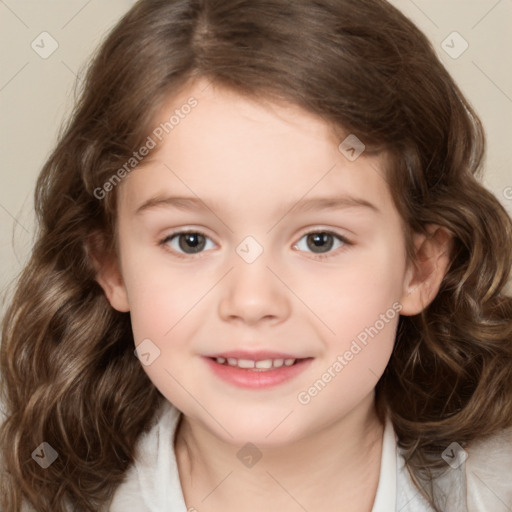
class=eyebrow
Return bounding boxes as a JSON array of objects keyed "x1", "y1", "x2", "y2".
[{"x1": 134, "y1": 194, "x2": 380, "y2": 216}]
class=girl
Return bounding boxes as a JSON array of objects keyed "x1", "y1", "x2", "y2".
[{"x1": 1, "y1": 0, "x2": 511, "y2": 511}]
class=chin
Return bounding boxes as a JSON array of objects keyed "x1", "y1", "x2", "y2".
[{"x1": 202, "y1": 409, "x2": 307, "y2": 448}]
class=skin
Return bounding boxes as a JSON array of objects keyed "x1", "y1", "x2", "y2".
[{"x1": 95, "y1": 77, "x2": 452, "y2": 512}]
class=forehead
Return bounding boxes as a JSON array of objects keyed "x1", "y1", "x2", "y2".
[{"x1": 118, "y1": 79, "x2": 395, "y2": 220}]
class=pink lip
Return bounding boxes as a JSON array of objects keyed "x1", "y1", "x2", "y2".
[{"x1": 203, "y1": 356, "x2": 313, "y2": 389}]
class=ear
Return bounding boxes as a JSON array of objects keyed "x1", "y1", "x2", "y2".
[
  {"x1": 399, "y1": 224, "x2": 453, "y2": 316},
  {"x1": 87, "y1": 233, "x2": 130, "y2": 312}
]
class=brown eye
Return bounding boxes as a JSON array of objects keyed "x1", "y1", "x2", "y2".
[
  {"x1": 306, "y1": 232, "x2": 335, "y2": 253},
  {"x1": 162, "y1": 231, "x2": 214, "y2": 255},
  {"x1": 177, "y1": 233, "x2": 206, "y2": 253},
  {"x1": 294, "y1": 231, "x2": 350, "y2": 258}
]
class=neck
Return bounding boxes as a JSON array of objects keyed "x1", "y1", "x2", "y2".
[{"x1": 175, "y1": 393, "x2": 385, "y2": 512}]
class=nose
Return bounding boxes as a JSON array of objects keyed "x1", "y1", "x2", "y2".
[{"x1": 218, "y1": 254, "x2": 291, "y2": 327}]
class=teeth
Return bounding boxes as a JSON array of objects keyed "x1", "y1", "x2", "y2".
[
  {"x1": 215, "y1": 357, "x2": 297, "y2": 369},
  {"x1": 238, "y1": 359, "x2": 255, "y2": 368},
  {"x1": 255, "y1": 359, "x2": 273, "y2": 369}
]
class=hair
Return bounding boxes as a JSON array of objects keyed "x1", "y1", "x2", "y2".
[{"x1": 1, "y1": 0, "x2": 511, "y2": 510}]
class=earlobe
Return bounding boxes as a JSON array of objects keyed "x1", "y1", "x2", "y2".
[
  {"x1": 399, "y1": 225, "x2": 453, "y2": 316},
  {"x1": 95, "y1": 263, "x2": 130, "y2": 312},
  {"x1": 87, "y1": 235, "x2": 130, "y2": 313}
]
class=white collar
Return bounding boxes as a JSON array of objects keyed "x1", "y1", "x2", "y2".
[{"x1": 371, "y1": 415, "x2": 397, "y2": 511}]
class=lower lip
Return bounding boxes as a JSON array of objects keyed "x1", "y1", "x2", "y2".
[{"x1": 203, "y1": 357, "x2": 313, "y2": 389}]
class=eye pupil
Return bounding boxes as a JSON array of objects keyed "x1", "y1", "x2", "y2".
[
  {"x1": 307, "y1": 232, "x2": 334, "y2": 253},
  {"x1": 179, "y1": 233, "x2": 206, "y2": 253}
]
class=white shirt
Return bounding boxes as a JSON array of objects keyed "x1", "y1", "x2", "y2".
[{"x1": 109, "y1": 401, "x2": 512, "y2": 512}]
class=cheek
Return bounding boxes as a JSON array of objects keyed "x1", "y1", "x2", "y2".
[
  {"x1": 295, "y1": 238, "x2": 406, "y2": 341},
  {"x1": 126, "y1": 267, "x2": 209, "y2": 344},
  {"x1": 118, "y1": 232, "x2": 213, "y2": 340},
  {"x1": 296, "y1": 293, "x2": 400, "y2": 417},
  {"x1": 123, "y1": 259, "x2": 211, "y2": 405}
]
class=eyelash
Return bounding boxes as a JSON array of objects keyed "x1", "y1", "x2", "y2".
[{"x1": 158, "y1": 229, "x2": 353, "y2": 260}]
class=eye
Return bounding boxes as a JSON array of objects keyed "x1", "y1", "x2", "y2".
[
  {"x1": 293, "y1": 230, "x2": 350, "y2": 259},
  {"x1": 160, "y1": 230, "x2": 215, "y2": 256}
]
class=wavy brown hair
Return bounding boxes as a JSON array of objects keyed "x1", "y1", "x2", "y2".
[{"x1": 1, "y1": 0, "x2": 511, "y2": 510}]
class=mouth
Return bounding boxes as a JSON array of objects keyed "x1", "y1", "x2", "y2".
[{"x1": 203, "y1": 353, "x2": 313, "y2": 389}]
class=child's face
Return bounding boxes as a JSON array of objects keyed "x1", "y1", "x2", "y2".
[{"x1": 110, "y1": 78, "x2": 416, "y2": 446}]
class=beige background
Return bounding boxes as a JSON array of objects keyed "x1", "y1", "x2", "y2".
[{"x1": 0, "y1": 0, "x2": 511, "y2": 318}]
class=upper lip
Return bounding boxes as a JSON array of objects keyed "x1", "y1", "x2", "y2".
[{"x1": 205, "y1": 350, "x2": 306, "y2": 360}]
